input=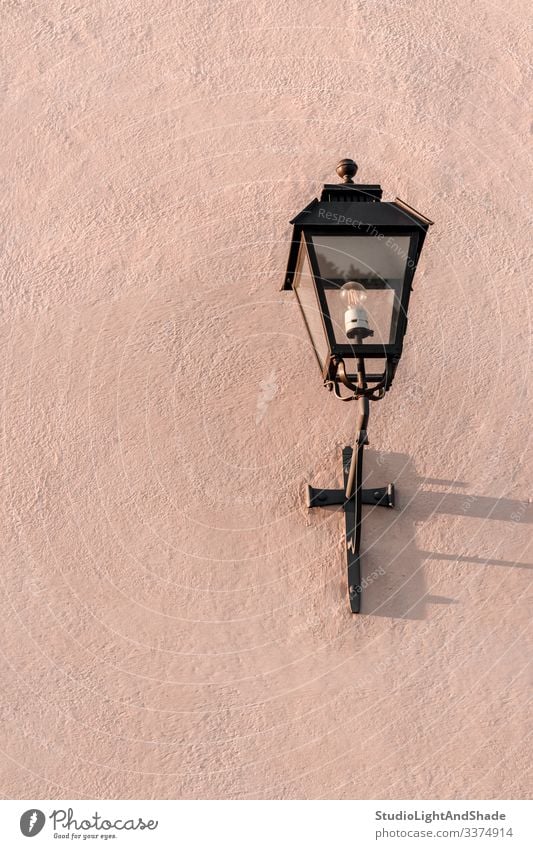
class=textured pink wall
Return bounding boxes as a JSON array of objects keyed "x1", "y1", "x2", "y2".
[{"x1": 1, "y1": 1, "x2": 531, "y2": 799}]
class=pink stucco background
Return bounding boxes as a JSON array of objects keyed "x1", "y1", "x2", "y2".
[{"x1": 1, "y1": 1, "x2": 531, "y2": 799}]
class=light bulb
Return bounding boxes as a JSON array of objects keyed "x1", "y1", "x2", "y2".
[
  {"x1": 340, "y1": 280, "x2": 367, "y2": 307},
  {"x1": 340, "y1": 281, "x2": 373, "y2": 339}
]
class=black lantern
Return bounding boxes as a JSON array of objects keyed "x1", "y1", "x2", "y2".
[{"x1": 283, "y1": 159, "x2": 432, "y2": 613}]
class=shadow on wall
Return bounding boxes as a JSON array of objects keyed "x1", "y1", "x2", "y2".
[{"x1": 328, "y1": 451, "x2": 532, "y2": 621}]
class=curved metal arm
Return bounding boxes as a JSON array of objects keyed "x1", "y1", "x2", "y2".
[
  {"x1": 345, "y1": 394, "x2": 369, "y2": 499},
  {"x1": 328, "y1": 380, "x2": 362, "y2": 401},
  {"x1": 309, "y1": 354, "x2": 396, "y2": 614},
  {"x1": 329, "y1": 358, "x2": 393, "y2": 401}
]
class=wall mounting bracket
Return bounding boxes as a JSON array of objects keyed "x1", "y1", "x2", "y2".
[{"x1": 306, "y1": 393, "x2": 395, "y2": 613}]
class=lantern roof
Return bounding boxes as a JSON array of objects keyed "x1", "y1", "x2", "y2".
[
  {"x1": 289, "y1": 187, "x2": 431, "y2": 229},
  {"x1": 284, "y1": 175, "x2": 432, "y2": 291}
]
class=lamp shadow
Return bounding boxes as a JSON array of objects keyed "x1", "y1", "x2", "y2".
[
  {"x1": 358, "y1": 451, "x2": 427, "y2": 619},
  {"x1": 410, "y1": 484, "x2": 533, "y2": 525},
  {"x1": 345, "y1": 452, "x2": 532, "y2": 620}
]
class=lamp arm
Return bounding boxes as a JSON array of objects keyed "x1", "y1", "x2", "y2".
[
  {"x1": 345, "y1": 394, "x2": 369, "y2": 499},
  {"x1": 306, "y1": 362, "x2": 395, "y2": 613},
  {"x1": 331, "y1": 358, "x2": 393, "y2": 401},
  {"x1": 310, "y1": 353, "x2": 397, "y2": 613},
  {"x1": 344, "y1": 355, "x2": 369, "y2": 612}
]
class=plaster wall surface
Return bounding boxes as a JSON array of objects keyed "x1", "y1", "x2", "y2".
[{"x1": 0, "y1": 0, "x2": 531, "y2": 799}]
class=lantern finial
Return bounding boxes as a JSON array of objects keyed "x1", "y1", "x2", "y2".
[{"x1": 336, "y1": 158, "x2": 358, "y2": 184}]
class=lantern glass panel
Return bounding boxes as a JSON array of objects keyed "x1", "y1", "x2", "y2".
[
  {"x1": 293, "y1": 241, "x2": 328, "y2": 368},
  {"x1": 324, "y1": 283, "x2": 398, "y2": 346},
  {"x1": 311, "y1": 234, "x2": 411, "y2": 346}
]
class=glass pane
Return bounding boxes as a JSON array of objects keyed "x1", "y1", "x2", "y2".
[
  {"x1": 311, "y1": 235, "x2": 411, "y2": 346},
  {"x1": 325, "y1": 284, "x2": 399, "y2": 345},
  {"x1": 311, "y1": 235, "x2": 411, "y2": 283},
  {"x1": 293, "y1": 242, "x2": 328, "y2": 368}
]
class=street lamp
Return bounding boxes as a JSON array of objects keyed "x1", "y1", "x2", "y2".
[{"x1": 283, "y1": 158, "x2": 432, "y2": 613}]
